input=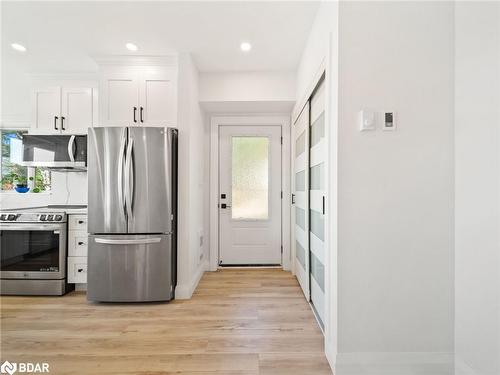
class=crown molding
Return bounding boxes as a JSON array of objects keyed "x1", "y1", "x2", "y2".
[
  {"x1": 93, "y1": 55, "x2": 178, "y2": 67},
  {"x1": 28, "y1": 72, "x2": 98, "y2": 82}
]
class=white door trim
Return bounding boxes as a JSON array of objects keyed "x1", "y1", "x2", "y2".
[{"x1": 209, "y1": 115, "x2": 291, "y2": 271}]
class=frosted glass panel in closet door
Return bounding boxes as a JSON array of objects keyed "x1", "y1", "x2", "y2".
[
  {"x1": 292, "y1": 102, "x2": 310, "y2": 300},
  {"x1": 309, "y1": 78, "x2": 326, "y2": 327}
]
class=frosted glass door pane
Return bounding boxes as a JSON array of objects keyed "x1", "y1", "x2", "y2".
[{"x1": 232, "y1": 137, "x2": 269, "y2": 220}]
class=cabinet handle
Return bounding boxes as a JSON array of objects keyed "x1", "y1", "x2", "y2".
[
  {"x1": 61, "y1": 116, "x2": 65, "y2": 131},
  {"x1": 77, "y1": 268, "x2": 84, "y2": 273},
  {"x1": 133, "y1": 107, "x2": 137, "y2": 123},
  {"x1": 78, "y1": 241, "x2": 84, "y2": 245},
  {"x1": 78, "y1": 220, "x2": 84, "y2": 224},
  {"x1": 140, "y1": 107, "x2": 144, "y2": 123},
  {"x1": 54, "y1": 116, "x2": 59, "y2": 130}
]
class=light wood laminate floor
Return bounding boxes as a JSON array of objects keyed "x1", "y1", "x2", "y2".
[{"x1": 1, "y1": 268, "x2": 331, "y2": 374}]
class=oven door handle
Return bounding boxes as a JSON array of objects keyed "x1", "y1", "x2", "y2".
[{"x1": 0, "y1": 224, "x2": 64, "y2": 231}]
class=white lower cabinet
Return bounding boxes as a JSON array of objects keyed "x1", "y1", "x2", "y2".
[
  {"x1": 67, "y1": 214, "x2": 88, "y2": 284},
  {"x1": 68, "y1": 257, "x2": 87, "y2": 284},
  {"x1": 68, "y1": 231, "x2": 88, "y2": 257}
]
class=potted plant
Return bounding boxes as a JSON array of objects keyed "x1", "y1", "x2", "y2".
[{"x1": 8, "y1": 173, "x2": 33, "y2": 193}]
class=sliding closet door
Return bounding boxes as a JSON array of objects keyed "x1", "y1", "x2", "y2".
[
  {"x1": 292, "y1": 103, "x2": 310, "y2": 300},
  {"x1": 309, "y1": 78, "x2": 326, "y2": 327}
]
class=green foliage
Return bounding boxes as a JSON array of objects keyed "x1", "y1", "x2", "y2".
[{"x1": 1, "y1": 130, "x2": 51, "y2": 192}]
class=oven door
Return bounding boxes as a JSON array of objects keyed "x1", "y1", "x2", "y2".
[{"x1": 0, "y1": 223, "x2": 67, "y2": 280}]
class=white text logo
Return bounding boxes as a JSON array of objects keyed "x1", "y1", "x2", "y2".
[{"x1": 0, "y1": 361, "x2": 50, "y2": 374}]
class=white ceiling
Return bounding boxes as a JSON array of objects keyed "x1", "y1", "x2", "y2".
[{"x1": 1, "y1": 1, "x2": 320, "y2": 73}]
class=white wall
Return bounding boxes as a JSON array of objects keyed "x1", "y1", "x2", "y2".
[
  {"x1": 335, "y1": 2, "x2": 455, "y2": 373},
  {"x1": 175, "y1": 52, "x2": 208, "y2": 299},
  {"x1": 200, "y1": 71, "x2": 295, "y2": 103},
  {"x1": 455, "y1": 3, "x2": 500, "y2": 375}
]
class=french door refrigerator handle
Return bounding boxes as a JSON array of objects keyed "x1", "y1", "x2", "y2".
[
  {"x1": 125, "y1": 137, "x2": 134, "y2": 218},
  {"x1": 95, "y1": 238, "x2": 162, "y2": 245},
  {"x1": 117, "y1": 129, "x2": 127, "y2": 220},
  {"x1": 67, "y1": 135, "x2": 76, "y2": 162}
]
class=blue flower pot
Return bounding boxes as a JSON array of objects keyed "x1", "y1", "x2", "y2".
[{"x1": 15, "y1": 186, "x2": 30, "y2": 193}]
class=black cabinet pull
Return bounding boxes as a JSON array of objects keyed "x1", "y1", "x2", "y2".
[
  {"x1": 77, "y1": 268, "x2": 84, "y2": 273},
  {"x1": 61, "y1": 116, "x2": 65, "y2": 131},
  {"x1": 54, "y1": 116, "x2": 59, "y2": 130},
  {"x1": 133, "y1": 107, "x2": 137, "y2": 123},
  {"x1": 78, "y1": 220, "x2": 84, "y2": 224},
  {"x1": 78, "y1": 241, "x2": 84, "y2": 245},
  {"x1": 140, "y1": 107, "x2": 144, "y2": 123}
]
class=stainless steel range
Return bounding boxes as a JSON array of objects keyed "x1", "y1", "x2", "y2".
[{"x1": 0, "y1": 206, "x2": 80, "y2": 295}]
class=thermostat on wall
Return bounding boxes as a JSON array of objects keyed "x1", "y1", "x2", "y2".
[{"x1": 383, "y1": 111, "x2": 396, "y2": 131}]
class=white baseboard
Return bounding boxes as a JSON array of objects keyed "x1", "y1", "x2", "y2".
[
  {"x1": 175, "y1": 260, "x2": 208, "y2": 299},
  {"x1": 335, "y1": 352, "x2": 454, "y2": 375},
  {"x1": 325, "y1": 340, "x2": 337, "y2": 374}
]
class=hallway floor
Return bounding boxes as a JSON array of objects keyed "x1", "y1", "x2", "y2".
[{"x1": 1, "y1": 268, "x2": 331, "y2": 374}]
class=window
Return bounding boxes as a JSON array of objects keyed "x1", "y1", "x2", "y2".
[
  {"x1": 1, "y1": 130, "x2": 50, "y2": 192},
  {"x1": 231, "y1": 136, "x2": 269, "y2": 220}
]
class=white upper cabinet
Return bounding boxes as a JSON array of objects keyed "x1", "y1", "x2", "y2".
[
  {"x1": 31, "y1": 85, "x2": 95, "y2": 134},
  {"x1": 99, "y1": 72, "x2": 140, "y2": 127},
  {"x1": 97, "y1": 57, "x2": 178, "y2": 128},
  {"x1": 139, "y1": 70, "x2": 176, "y2": 127},
  {"x1": 61, "y1": 88, "x2": 95, "y2": 133},
  {"x1": 32, "y1": 87, "x2": 61, "y2": 134}
]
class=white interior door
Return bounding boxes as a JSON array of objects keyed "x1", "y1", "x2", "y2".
[
  {"x1": 219, "y1": 125, "x2": 282, "y2": 265},
  {"x1": 309, "y1": 79, "x2": 326, "y2": 326},
  {"x1": 61, "y1": 87, "x2": 94, "y2": 133},
  {"x1": 292, "y1": 103, "x2": 310, "y2": 300}
]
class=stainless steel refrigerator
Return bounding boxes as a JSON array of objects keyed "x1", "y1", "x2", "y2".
[{"x1": 87, "y1": 127, "x2": 177, "y2": 302}]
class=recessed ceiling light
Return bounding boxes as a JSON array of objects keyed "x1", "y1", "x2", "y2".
[
  {"x1": 11, "y1": 43, "x2": 27, "y2": 52},
  {"x1": 125, "y1": 43, "x2": 138, "y2": 51},
  {"x1": 240, "y1": 42, "x2": 252, "y2": 52}
]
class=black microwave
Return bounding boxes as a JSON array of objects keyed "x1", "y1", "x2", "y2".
[{"x1": 21, "y1": 135, "x2": 87, "y2": 171}]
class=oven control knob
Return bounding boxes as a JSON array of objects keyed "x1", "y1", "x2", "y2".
[
  {"x1": 40, "y1": 215, "x2": 47, "y2": 221},
  {"x1": 47, "y1": 215, "x2": 54, "y2": 221},
  {"x1": 7, "y1": 214, "x2": 17, "y2": 221},
  {"x1": 54, "y1": 215, "x2": 63, "y2": 221}
]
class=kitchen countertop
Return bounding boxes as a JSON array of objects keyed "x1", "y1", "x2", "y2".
[{"x1": 1, "y1": 205, "x2": 87, "y2": 215}]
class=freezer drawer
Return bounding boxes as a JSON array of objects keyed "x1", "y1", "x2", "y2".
[{"x1": 87, "y1": 234, "x2": 173, "y2": 302}]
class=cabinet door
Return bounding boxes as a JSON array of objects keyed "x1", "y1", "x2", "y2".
[
  {"x1": 31, "y1": 87, "x2": 61, "y2": 134},
  {"x1": 61, "y1": 88, "x2": 94, "y2": 134},
  {"x1": 100, "y1": 73, "x2": 139, "y2": 126},
  {"x1": 138, "y1": 70, "x2": 176, "y2": 127}
]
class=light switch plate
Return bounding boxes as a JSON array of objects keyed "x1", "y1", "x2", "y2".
[{"x1": 359, "y1": 110, "x2": 375, "y2": 131}]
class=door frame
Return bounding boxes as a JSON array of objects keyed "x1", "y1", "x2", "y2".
[{"x1": 209, "y1": 115, "x2": 291, "y2": 271}]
